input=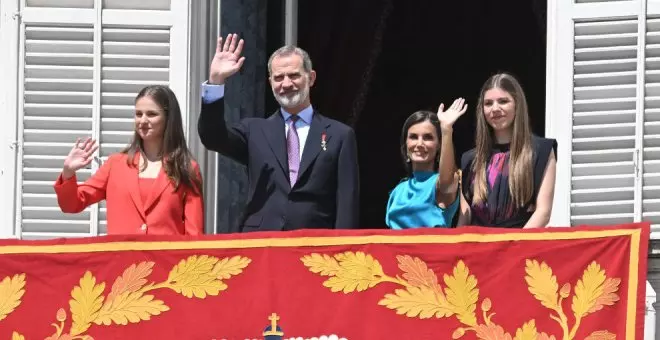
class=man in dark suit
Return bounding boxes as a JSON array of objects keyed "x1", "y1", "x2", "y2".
[{"x1": 198, "y1": 33, "x2": 360, "y2": 232}]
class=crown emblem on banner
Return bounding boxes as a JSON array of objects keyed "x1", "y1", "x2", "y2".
[
  {"x1": 263, "y1": 313, "x2": 284, "y2": 338},
  {"x1": 258, "y1": 313, "x2": 347, "y2": 340},
  {"x1": 213, "y1": 313, "x2": 349, "y2": 340}
]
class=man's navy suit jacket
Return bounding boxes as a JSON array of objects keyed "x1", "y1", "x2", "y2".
[{"x1": 198, "y1": 98, "x2": 360, "y2": 232}]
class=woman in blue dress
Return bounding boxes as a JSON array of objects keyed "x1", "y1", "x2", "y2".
[{"x1": 385, "y1": 98, "x2": 467, "y2": 229}]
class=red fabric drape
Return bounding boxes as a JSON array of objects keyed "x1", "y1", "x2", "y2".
[{"x1": 0, "y1": 223, "x2": 649, "y2": 339}]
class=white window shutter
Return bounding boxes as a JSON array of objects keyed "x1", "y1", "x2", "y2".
[
  {"x1": 14, "y1": 0, "x2": 190, "y2": 239},
  {"x1": 0, "y1": 0, "x2": 22, "y2": 238},
  {"x1": 19, "y1": 17, "x2": 97, "y2": 239},
  {"x1": 98, "y1": 26, "x2": 173, "y2": 235},
  {"x1": 570, "y1": 18, "x2": 638, "y2": 226},
  {"x1": 644, "y1": 9, "x2": 660, "y2": 236},
  {"x1": 547, "y1": 0, "x2": 660, "y2": 237}
]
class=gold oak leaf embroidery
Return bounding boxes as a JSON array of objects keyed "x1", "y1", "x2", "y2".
[
  {"x1": 573, "y1": 262, "x2": 607, "y2": 317},
  {"x1": 571, "y1": 261, "x2": 620, "y2": 339},
  {"x1": 524, "y1": 260, "x2": 569, "y2": 337},
  {"x1": 212, "y1": 255, "x2": 252, "y2": 280},
  {"x1": 167, "y1": 255, "x2": 220, "y2": 297},
  {"x1": 443, "y1": 260, "x2": 479, "y2": 327},
  {"x1": 584, "y1": 330, "x2": 616, "y2": 340},
  {"x1": 332, "y1": 251, "x2": 386, "y2": 293},
  {"x1": 378, "y1": 285, "x2": 453, "y2": 319},
  {"x1": 93, "y1": 291, "x2": 169, "y2": 326},
  {"x1": 538, "y1": 333, "x2": 557, "y2": 340},
  {"x1": 321, "y1": 252, "x2": 386, "y2": 293},
  {"x1": 302, "y1": 254, "x2": 621, "y2": 340},
  {"x1": 69, "y1": 271, "x2": 105, "y2": 336},
  {"x1": 524, "y1": 259, "x2": 620, "y2": 340},
  {"x1": 0, "y1": 274, "x2": 26, "y2": 322},
  {"x1": 300, "y1": 254, "x2": 342, "y2": 276},
  {"x1": 525, "y1": 260, "x2": 559, "y2": 310},
  {"x1": 11, "y1": 332, "x2": 24, "y2": 340},
  {"x1": 302, "y1": 252, "x2": 398, "y2": 294},
  {"x1": 19, "y1": 255, "x2": 251, "y2": 339},
  {"x1": 106, "y1": 261, "x2": 154, "y2": 302},
  {"x1": 168, "y1": 255, "x2": 250, "y2": 298},
  {"x1": 397, "y1": 255, "x2": 442, "y2": 292},
  {"x1": 587, "y1": 277, "x2": 620, "y2": 315},
  {"x1": 93, "y1": 261, "x2": 166, "y2": 325},
  {"x1": 513, "y1": 320, "x2": 538, "y2": 340},
  {"x1": 473, "y1": 323, "x2": 513, "y2": 340},
  {"x1": 560, "y1": 283, "x2": 571, "y2": 299}
]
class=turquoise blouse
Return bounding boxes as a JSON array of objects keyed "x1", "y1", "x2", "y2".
[{"x1": 385, "y1": 171, "x2": 459, "y2": 229}]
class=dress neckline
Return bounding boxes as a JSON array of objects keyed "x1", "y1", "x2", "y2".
[
  {"x1": 411, "y1": 170, "x2": 435, "y2": 181},
  {"x1": 493, "y1": 142, "x2": 510, "y2": 153}
]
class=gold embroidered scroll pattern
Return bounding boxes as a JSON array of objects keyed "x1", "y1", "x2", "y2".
[
  {"x1": 14, "y1": 255, "x2": 251, "y2": 340},
  {"x1": 301, "y1": 252, "x2": 620, "y2": 340}
]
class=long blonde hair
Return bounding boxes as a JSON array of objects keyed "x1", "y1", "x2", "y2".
[{"x1": 471, "y1": 73, "x2": 533, "y2": 207}]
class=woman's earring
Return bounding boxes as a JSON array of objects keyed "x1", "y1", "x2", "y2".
[{"x1": 406, "y1": 157, "x2": 411, "y2": 163}]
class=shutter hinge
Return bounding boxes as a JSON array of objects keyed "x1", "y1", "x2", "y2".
[
  {"x1": 11, "y1": 11, "x2": 22, "y2": 21},
  {"x1": 9, "y1": 141, "x2": 19, "y2": 150}
]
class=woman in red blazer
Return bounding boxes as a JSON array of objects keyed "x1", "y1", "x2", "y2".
[{"x1": 54, "y1": 85, "x2": 204, "y2": 235}]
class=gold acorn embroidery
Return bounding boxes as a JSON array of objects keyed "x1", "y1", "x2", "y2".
[
  {"x1": 2, "y1": 255, "x2": 250, "y2": 339},
  {"x1": 301, "y1": 252, "x2": 620, "y2": 339}
]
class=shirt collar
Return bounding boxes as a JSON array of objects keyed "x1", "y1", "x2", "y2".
[{"x1": 281, "y1": 105, "x2": 314, "y2": 124}]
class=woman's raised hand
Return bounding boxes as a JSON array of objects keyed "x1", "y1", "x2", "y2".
[
  {"x1": 62, "y1": 137, "x2": 98, "y2": 179},
  {"x1": 437, "y1": 97, "x2": 468, "y2": 132}
]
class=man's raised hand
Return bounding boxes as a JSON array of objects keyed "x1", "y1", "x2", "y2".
[{"x1": 209, "y1": 33, "x2": 246, "y2": 85}]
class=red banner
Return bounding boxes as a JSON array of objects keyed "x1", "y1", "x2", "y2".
[{"x1": 0, "y1": 223, "x2": 649, "y2": 340}]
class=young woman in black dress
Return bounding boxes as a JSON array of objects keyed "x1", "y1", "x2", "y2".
[{"x1": 458, "y1": 73, "x2": 557, "y2": 228}]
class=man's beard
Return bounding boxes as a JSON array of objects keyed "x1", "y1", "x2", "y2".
[{"x1": 273, "y1": 85, "x2": 310, "y2": 109}]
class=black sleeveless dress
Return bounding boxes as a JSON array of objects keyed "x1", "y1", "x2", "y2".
[{"x1": 460, "y1": 135, "x2": 557, "y2": 228}]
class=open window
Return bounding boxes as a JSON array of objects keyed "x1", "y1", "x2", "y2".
[{"x1": 0, "y1": 0, "x2": 190, "y2": 239}]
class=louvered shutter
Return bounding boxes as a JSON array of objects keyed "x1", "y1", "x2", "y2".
[
  {"x1": 14, "y1": 0, "x2": 189, "y2": 239},
  {"x1": 644, "y1": 15, "x2": 660, "y2": 237},
  {"x1": 98, "y1": 26, "x2": 173, "y2": 235},
  {"x1": 547, "y1": 0, "x2": 660, "y2": 237},
  {"x1": 570, "y1": 18, "x2": 638, "y2": 226},
  {"x1": 19, "y1": 7, "x2": 96, "y2": 239}
]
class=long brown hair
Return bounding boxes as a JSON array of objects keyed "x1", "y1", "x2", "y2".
[
  {"x1": 122, "y1": 85, "x2": 202, "y2": 195},
  {"x1": 472, "y1": 73, "x2": 533, "y2": 207}
]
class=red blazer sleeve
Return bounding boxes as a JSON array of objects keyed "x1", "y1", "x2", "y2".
[
  {"x1": 183, "y1": 162, "x2": 204, "y2": 235},
  {"x1": 53, "y1": 155, "x2": 115, "y2": 213}
]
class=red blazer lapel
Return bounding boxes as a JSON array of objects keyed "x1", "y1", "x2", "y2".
[
  {"x1": 125, "y1": 153, "x2": 146, "y2": 220},
  {"x1": 143, "y1": 166, "x2": 170, "y2": 212}
]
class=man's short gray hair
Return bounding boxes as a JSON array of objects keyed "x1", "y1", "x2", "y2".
[{"x1": 267, "y1": 46, "x2": 313, "y2": 75}]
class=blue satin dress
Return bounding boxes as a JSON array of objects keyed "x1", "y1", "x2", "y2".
[{"x1": 385, "y1": 171, "x2": 459, "y2": 229}]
